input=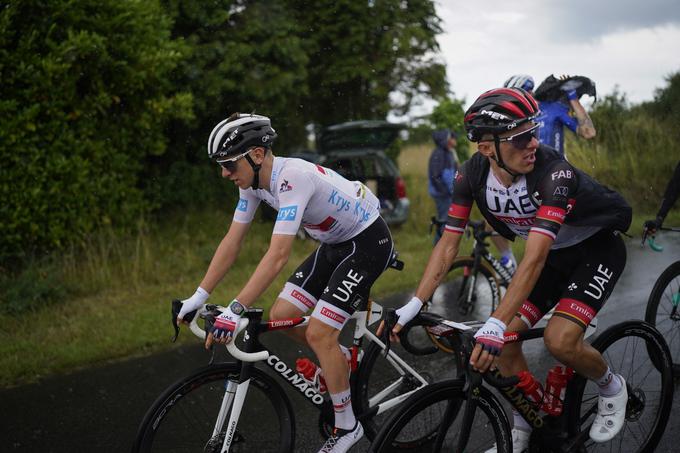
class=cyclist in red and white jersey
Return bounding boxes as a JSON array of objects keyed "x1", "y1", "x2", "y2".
[
  {"x1": 178, "y1": 113, "x2": 395, "y2": 452},
  {"x1": 386, "y1": 88, "x2": 632, "y2": 452}
]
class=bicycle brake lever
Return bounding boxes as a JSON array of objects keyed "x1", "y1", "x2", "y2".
[
  {"x1": 381, "y1": 309, "x2": 398, "y2": 357},
  {"x1": 203, "y1": 310, "x2": 217, "y2": 364},
  {"x1": 171, "y1": 299, "x2": 182, "y2": 342},
  {"x1": 171, "y1": 299, "x2": 199, "y2": 343}
]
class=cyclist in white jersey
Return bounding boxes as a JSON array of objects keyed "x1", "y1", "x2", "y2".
[{"x1": 177, "y1": 113, "x2": 394, "y2": 452}]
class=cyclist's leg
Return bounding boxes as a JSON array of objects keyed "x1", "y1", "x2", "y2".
[
  {"x1": 487, "y1": 223, "x2": 516, "y2": 268},
  {"x1": 271, "y1": 244, "x2": 335, "y2": 345},
  {"x1": 542, "y1": 229, "x2": 627, "y2": 442},
  {"x1": 308, "y1": 217, "x2": 393, "y2": 448}
]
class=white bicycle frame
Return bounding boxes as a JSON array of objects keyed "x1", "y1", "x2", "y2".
[{"x1": 186, "y1": 300, "x2": 431, "y2": 452}]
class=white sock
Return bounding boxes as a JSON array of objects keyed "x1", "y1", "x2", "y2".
[
  {"x1": 596, "y1": 367, "x2": 623, "y2": 397},
  {"x1": 512, "y1": 409, "x2": 532, "y2": 432},
  {"x1": 339, "y1": 344, "x2": 351, "y2": 361},
  {"x1": 330, "y1": 388, "x2": 355, "y2": 430}
]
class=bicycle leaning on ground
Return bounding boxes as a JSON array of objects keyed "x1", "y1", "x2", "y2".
[
  {"x1": 370, "y1": 316, "x2": 674, "y2": 453},
  {"x1": 642, "y1": 224, "x2": 680, "y2": 375},
  {"x1": 132, "y1": 290, "x2": 454, "y2": 452}
]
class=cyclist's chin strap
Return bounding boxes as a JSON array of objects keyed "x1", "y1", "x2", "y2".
[
  {"x1": 493, "y1": 136, "x2": 521, "y2": 182},
  {"x1": 245, "y1": 154, "x2": 262, "y2": 190}
]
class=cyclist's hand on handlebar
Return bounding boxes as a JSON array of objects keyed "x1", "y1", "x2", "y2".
[
  {"x1": 177, "y1": 287, "x2": 210, "y2": 325},
  {"x1": 205, "y1": 307, "x2": 241, "y2": 349},
  {"x1": 377, "y1": 297, "x2": 423, "y2": 342},
  {"x1": 470, "y1": 317, "x2": 506, "y2": 372},
  {"x1": 643, "y1": 217, "x2": 662, "y2": 235}
]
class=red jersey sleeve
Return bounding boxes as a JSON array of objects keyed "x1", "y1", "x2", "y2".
[{"x1": 445, "y1": 167, "x2": 474, "y2": 234}]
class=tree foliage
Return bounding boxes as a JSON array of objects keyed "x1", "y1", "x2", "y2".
[
  {"x1": 285, "y1": 0, "x2": 448, "y2": 127},
  {"x1": 0, "y1": 0, "x2": 192, "y2": 263},
  {"x1": 1, "y1": 0, "x2": 448, "y2": 264}
]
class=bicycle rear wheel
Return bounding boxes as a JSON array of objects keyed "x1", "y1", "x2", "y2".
[
  {"x1": 370, "y1": 379, "x2": 511, "y2": 453},
  {"x1": 644, "y1": 260, "x2": 680, "y2": 375},
  {"x1": 566, "y1": 321, "x2": 674, "y2": 453},
  {"x1": 132, "y1": 363, "x2": 294, "y2": 453},
  {"x1": 431, "y1": 257, "x2": 501, "y2": 321}
]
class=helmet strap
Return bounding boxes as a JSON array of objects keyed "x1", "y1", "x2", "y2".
[
  {"x1": 245, "y1": 154, "x2": 262, "y2": 190},
  {"x1": 493, "y1": 136, "x2": 520, "y2": 182}
]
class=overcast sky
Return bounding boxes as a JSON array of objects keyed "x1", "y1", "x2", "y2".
[{"x1": 434, "y1": 0, "x2": 680, "y2": 108}]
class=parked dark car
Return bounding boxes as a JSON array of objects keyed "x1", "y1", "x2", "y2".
[{"x1": 291, "y1": 120, "x2": 409, "y2": 225}]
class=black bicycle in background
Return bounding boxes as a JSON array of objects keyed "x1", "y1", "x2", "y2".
[
  {"x1": 642, "y1": 224, "x2": 680, "y2": 375},
  {"x1": 428, "y1": 218, "x2": 513, "y2": 318},
  {"x1": 370, "y1": 317, "x2": 674, "y2": 453}
]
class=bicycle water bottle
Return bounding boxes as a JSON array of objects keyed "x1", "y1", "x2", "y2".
[
  {"x1": 517, "y1": 371, "x2": 544, "y2": 407},
  {"x1": 543, "y1": 365, "x2": 572, "y2": 416}
]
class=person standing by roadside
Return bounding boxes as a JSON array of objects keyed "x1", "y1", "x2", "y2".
[{"x1": 429, "y1": 129, "x2": 458, "y2": 243}]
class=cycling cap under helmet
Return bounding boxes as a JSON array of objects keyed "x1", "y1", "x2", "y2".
[
  {"x1": 464, "y1": 88, "x2": 539, "y2": 142},
  {"x1": 208, "y1": 113, "x2": 277, "y2": 161},
  {"x1": 503, "y1": 74, "x2": 535, "y2": 92}
]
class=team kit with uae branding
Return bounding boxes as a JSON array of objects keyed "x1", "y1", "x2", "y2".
[
  {"x1": 233, "y1": 156, "x2": 394, "y2": 329},
  {"x1": 445, "y1": 146, "x2": 630, "y2": 330}
]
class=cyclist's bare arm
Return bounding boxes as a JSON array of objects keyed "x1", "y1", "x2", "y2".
[
  {"x1": 235, "y1": 233, "x2": 295, "y2": 306},
  {"x1": 570, "y1": 98, "x2": 596, "y2": 139},
  {"x1": 414, "y1": 230, "x2": 463, "y2": 302},
  {"x1": 199, "y1": 220, "x2": 251, "y2": 293}
]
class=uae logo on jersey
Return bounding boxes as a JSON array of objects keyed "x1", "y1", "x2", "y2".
[{"x1": 280, "y1": 179, "x2": 293, "y2": 193}]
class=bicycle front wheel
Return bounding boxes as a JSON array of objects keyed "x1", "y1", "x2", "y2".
[
  {"x1": 431, "y1": 257, "x2": 501, "y2": 320},
  {"x1": 132, "y1": 363, "x2": 295, "y2": 453},
  {"x1": 353, "y1": 339, "x2": 458, "y2": 447},
  {"x1": 644, "y1": 260, "x2": 680, "y2": 374},
  {"x1": 370, "y1": 379, "x2": 511, "y2": 453},
  {"x1": 567, "y1": 321, "x2": 674, "y2": 453}
]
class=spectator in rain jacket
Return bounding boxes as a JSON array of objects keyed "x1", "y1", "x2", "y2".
[{"x1": 429, "y1": 129, "x2": 458, "y2": 243}]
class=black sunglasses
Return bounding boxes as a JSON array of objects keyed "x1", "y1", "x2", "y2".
[
  {"x1": 498, "y1": 124, "x2": 539, "y2": 149},
  {"x1": 216, "y1": 150, "x2": 250, "y2": 172}
]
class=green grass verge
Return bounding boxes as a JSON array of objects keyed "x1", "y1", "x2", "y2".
[{"x1": 1, "y1": 143, "x2": 678, "y2": 388}]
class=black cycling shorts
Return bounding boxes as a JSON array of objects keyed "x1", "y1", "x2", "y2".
[
  {"x1": 278, "y1": 216, "x2": 394, "y2": 329},
  {"x1": 517, "y1": 229, "x2": 626, "y2": 330}
]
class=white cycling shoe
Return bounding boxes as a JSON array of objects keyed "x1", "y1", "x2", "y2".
[
  {"x1": 318, "y1": 422, "x2": 363, "y2": 452},
  {"x1": 590, "y1": 374, "x2": 628, "y2": 442},
  {"x1": 483, "y1": 427, "x2": 530, "y2": 453}
]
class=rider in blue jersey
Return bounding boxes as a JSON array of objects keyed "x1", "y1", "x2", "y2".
[{"x1": 504, "y1": 74, "x2": 597, "y2": 158}]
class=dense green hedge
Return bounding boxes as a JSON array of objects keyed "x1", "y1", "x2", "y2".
[
  {"x1": 1, "y1": 0, "x2": 447, "y2": 266},
  {"x1": 0, "y1": 0, "x2": 192, "y2": 263}
]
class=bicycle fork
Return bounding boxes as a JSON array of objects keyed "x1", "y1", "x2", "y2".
[{"x1": 216, "y1": 377, "x2": 251, "y2": 453}]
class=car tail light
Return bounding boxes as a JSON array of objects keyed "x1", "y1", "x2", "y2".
[{"x1": 395, "y1": 176, "x2": 407, "y2": 199}]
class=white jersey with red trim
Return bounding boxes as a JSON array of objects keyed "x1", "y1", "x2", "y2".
[{"x1": 232, "y1": 157, "x2": 381, "y2": 244}]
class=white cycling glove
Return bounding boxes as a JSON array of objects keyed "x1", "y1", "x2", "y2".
[
  {"x1": 395, "y1": 296, "x2": 423, "y2": 327},
  {"x1": 178, "y1": 287, "x2": 210, "y2": 321},
  {"x1": 473, "y1": 317, "x2": 507, "y2": 356}
]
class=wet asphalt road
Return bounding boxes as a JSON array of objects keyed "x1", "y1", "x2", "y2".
[{"x1": 1, "y1": 232, "x2": 679, "y2": 452}]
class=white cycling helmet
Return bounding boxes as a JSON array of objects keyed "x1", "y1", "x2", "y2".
[
  {"x1": 503, "y1": 74, "x2": 535, "y2": 92},
  {"x1": 207, "y1": 113, "x2": 277, "y2": 161}
]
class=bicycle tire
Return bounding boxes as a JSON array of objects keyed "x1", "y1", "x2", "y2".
[
  {"x1": 353, "y1": 340, "x2": 458, "y2": 446},
  {"x1": 431, "y1": 256, "x2": 501, "y2": 322},
  {"x1": 565, "y1": 321, "x2": 674, "y2": 453},
  {"x1": 370, "y1": 379, "x2": 511, "y2": 453},
  {"x1": 132, "y1": 363, "x2": 295, "y2": 453},
  {"x1": 644, "y1": 260, "x2": 680, "y2": 375}
]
